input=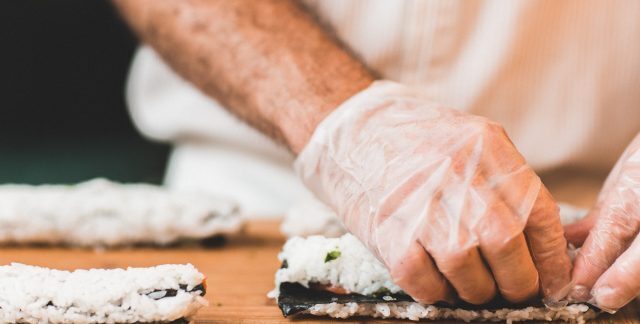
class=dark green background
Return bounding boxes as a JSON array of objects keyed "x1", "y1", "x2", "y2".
[{"x1": 0, "y1": 0, "x2": 169, "y2": 184}]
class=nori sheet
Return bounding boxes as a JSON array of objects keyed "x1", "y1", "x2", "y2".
[
  {"x1": 115, "y1": 283, "x2": 207, "y2": 323},
  {"x1": 275, "y1": 260, "x2": 569, "y2": 318},
  {"x1": 277, "y1": 281, "x2": 601, "y2": 318}
]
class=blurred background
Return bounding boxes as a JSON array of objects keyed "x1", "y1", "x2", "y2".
[{"x1": 0, "y1": 0, "x2": 168, "y2": 184}]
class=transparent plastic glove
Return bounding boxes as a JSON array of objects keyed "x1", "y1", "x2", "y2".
[
  {"x1": 295, "y1": 81, "x2": 572, "y2": 305},
  {"x1": 567, "y1": 133, "x2": 640, "y2": 313}
]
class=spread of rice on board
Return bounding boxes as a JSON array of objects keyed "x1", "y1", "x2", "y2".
[
  {"x1": 0, "y1": 263, "x2": 208, "y2": 324},
  {"x1": 0, "y1": 178, "x2": 243, "y2": 247},
  {"x1": 269, "y1": 234, "x2": 598, "y2": 323}
]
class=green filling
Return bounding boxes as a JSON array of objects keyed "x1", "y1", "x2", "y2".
[
  {"x1": 324, "y1": 249, "x2": 341, "y2": 263},
  {"x1": 372, "y1": 287, "x2": 391, "y2": 297}
]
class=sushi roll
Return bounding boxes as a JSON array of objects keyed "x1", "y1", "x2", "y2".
[
  {"x1": 0, "y1": 263, "x2": 208, "y2": 323},
  {"x1": 270, "y1": 235, "x2": 598, "y2": 323},
  {"x1": 0, "y1": 178, "x2": 243, "y2": 247}
]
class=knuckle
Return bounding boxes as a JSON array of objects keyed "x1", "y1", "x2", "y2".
[
  {"x1": 489, "y1": 235, "x2": 523, "y2": 262},
  {"x1": 528, "y1": 229, "x2": 566, "y2": 257},
  {"x1": 479, "y1": 227, "x2": 521, "y2": 256},
  {"x1": 474, "y1": 118, "x2": 506, "y2": 138},
  {"x1": 430, "y1": 248, "x2": 475, "y2": 274}
]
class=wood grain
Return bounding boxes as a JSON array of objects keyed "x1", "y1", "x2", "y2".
[
  {"x1": 0, "y1": 220, "x2": 637, "y2": 323},
  {"x1": 0, "y1": 176, "x2": 637, "y2": 323}
]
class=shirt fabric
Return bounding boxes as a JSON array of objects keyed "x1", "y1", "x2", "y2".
[{"x1": 126, "y1": 0, "x2": 640, "y2": 217}]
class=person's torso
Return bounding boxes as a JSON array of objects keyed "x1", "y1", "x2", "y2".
[
  {"x1": 303, "y1": 0, "x2": 640, "y2": 171},
  {"x1": 127, "y1": 0, "x2": 640, "y2": 215}
]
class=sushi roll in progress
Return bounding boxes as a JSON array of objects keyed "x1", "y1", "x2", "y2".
[
  {"x1": 270, "y1": 234, "x2": 597, "y2": 323},
  {"x1": 0, "y1": 178, "x2": 243, "y2": 247},
  {"x1": 0, "y1": 263, "x2": 207, "y2": 323}
]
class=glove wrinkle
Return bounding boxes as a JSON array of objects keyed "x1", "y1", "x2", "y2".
[
  {"x1": 569, "y1": 133, "x2": 640, "y2": 311},
  {"x1": 296, "y1": 80, "x2": 571, "y2": 305}
]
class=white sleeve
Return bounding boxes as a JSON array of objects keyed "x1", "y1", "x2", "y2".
[{"x1": 125, "y1": 46, "x2": 292, "y2": 161}]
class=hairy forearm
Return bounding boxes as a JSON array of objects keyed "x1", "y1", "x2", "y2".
[{"x1": 113, "y1": 0, "x2": 374, "y2": 153}]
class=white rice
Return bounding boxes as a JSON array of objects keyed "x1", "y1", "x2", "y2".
[
  {"x1": 305, "y1": 302, "x2": 595, "y2": 323},
  {"x1": 272, "y1": 234, "x2": 401, "y2": 297},
  {"x1": 0, "y1": 263, "x2": 208, "y2": 323},
  {"x1": 271, "y1": 234, "x2": 597, "y2": 323},
  {"x1": 0, "y1": 178, "x2": 243, "y2": 247},
  {"x1": 557, "y1": 203, "x2": 589, "y2": 226}
]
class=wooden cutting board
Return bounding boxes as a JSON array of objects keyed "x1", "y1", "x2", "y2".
[{"x1": 0, "y1": 220, "x2": 638, "y2": 323}]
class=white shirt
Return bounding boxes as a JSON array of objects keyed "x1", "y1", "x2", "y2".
[{"x1": 126, "y1": 0, "x2": 640, "y2": 217}]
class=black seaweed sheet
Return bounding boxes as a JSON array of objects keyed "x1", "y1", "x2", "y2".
[
  {"x1": 277, "y1": 282, "x2": 562, "y2": 317},
  {"x1": 278, "y1": 257, "x2": 543, "y2": 318},
  {"x1": 113, "y1": 283, "x2": 207, "y2": 323},
  {"x1": 275, "y1": 259, "x2": 598, "y2": 318}
]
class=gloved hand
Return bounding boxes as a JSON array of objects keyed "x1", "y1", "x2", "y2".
[
  {"x1": 566, "y1": 133, "x2": 640, "y2": 313},
  {"x1": 295, "y1": 81, "x2": 572, "y2": 305}
]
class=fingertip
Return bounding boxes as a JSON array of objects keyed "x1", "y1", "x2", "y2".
[
  {"x1": 568, "y1": 285, "x2": 592, "y2": 303},
  {"x1": 541, "y1": 271, "x2": 574, "y2": 302},
  {"x1": 412, "y1": 282, "x2": 455, "y2": 305},
  {"x1": 591, "y1": 286, "x2": 624, "y2": 314},
  {"x1": 571, "y1": 243, "x2": 611, "y2": 293},
  {"x1": 587, "y1": 236, "x2": 640, "y2": 313}
]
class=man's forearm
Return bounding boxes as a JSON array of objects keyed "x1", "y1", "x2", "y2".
[{"x1": 113, "y1": 0, "x2": 374, "y2": 153}]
